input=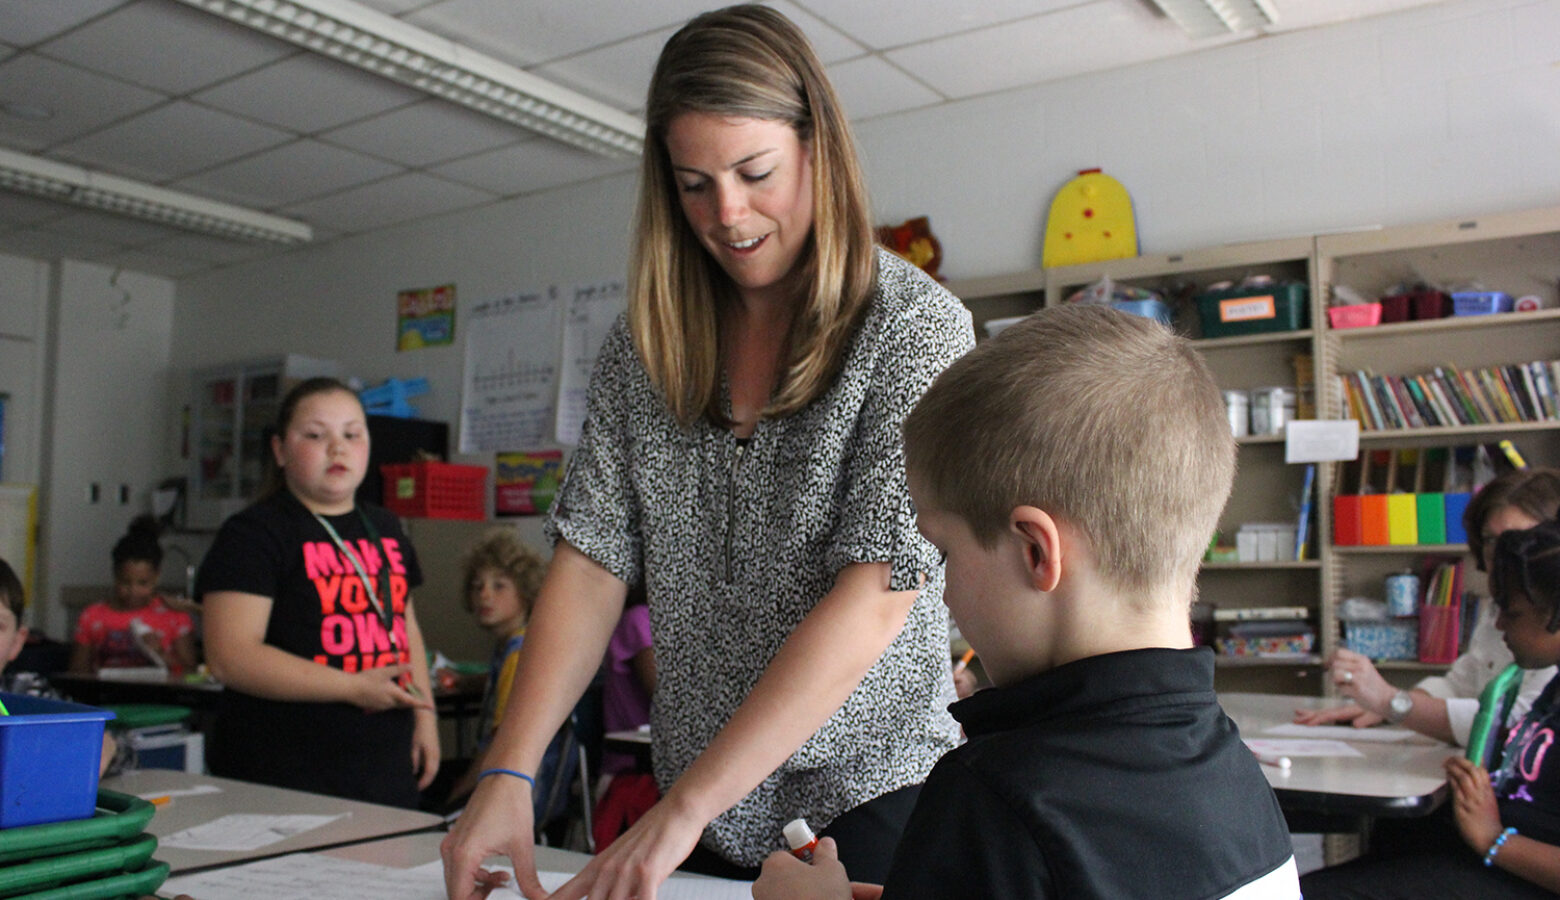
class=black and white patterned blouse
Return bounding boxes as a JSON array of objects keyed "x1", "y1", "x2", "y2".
[{"x1": 547, "y1": 248, "x2": 975, "y2": 864}]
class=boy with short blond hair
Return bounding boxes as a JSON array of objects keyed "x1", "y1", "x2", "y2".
[{"x1": 754, "y1": 305, "x2": 1298, "y2": 899}]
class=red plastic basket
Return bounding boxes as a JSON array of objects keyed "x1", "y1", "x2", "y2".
[{"x1": 381, "y1": 462, "x2": 487, "y2": 520}]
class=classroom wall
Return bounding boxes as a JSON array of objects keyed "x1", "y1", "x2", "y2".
[
  {"x1": 0, "y1": 252, "x2": 50, "y2": 489},
  {"x1": 37, "y1": 261, "x2": 175, "y2": 638}
]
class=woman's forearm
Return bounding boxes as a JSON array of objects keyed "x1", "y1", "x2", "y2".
[
  {"x1": 481, "y1": 543, "x2": 629, "y2": 773},
  {"x1": 662, "y1": 563, "x2": 916, "y2": 825}
]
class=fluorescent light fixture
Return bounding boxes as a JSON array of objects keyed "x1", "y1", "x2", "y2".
[
  {"x1": 173, "y1": 0, "x2": 646, "y2": 159},
  {"x1": 0, "y1": 147, "x2": 313, "y2": 245},
  {"x1": 1148, "y1": 0, "x2": 1278, "y2": 38}
]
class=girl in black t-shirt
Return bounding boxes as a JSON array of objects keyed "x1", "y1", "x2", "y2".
[{"x1": 197, "y1": 378, "x2": 437, "y2": 808}]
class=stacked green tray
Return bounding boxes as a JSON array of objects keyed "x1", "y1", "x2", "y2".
[{"x1": 0, "y1": 790, "x2": 168, "y2": 900}]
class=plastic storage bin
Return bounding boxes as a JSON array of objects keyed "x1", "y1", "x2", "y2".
[
  {"x1": 381, "y1": 461, "x2": 487, "y2": 520},
  {"x1": 1344, "y1": 621, "x2": 1419, "y2": 661},
  {"x1": 0, "y1": 694, "x2": 115, "y2": 828},
  {"x1": 1110, "y1": 298, "x2": 1173, "y2": 326},
  {"x1": 1452, "y1": 291, "x2": 1514, "y2": 316},
  {"x1": 0, "y1": 791, "x2": 155, "y2": 865},
  {"x1": 1328, "y1": 302, "x2": 1381, "y2": 330},
  {"x1": 1197, "y1": 283, "x2": 1309, "y2": 338}
]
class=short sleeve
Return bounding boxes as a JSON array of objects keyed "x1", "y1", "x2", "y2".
[
  {"x1": 545, "y1": 318, "x2": 644, "y2": 584},
  {"x1": 72, "y1": 605, "x2": 102, "y2": 645},
  {"x1": 194, "y1": 510, "x2": 288, "y2": 601},
  {"x1": 825, "y1": 279, "x2": 974, "y2": 591}
]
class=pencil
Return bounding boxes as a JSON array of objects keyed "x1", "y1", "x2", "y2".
[{"x1": 952, "y1": 648, "x2": 976, "y2": 675}]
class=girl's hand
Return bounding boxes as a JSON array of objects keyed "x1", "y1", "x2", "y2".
[
  {"x1": 412, "y1": 710, "x2": 441, "y2": 790},
  {"x1": 1446, "y1": 756, "x2": 1503, "y2": 853},
  {"x1": 546, "y1": 793, "x2": 707, "y2": 900},
  {"x1": 352, "y1": 664, "x2": 433, "y2": 712},
  {"x1": 1292, "y1": 703, "x2": 1385, "y2": 729},
  {"x1": 754, "y1": 837, "x2": 854, "y2": 900},
  {"x1": 441, "y1": 774, "x2": 545, "y2": 900}
]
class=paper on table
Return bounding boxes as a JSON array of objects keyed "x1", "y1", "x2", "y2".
[
  {"x1": 407, "y1": 861, "x2": 754, "y2": 900},
  {"x1": 165, "y1": 852, "x2": 445, "y2": 899},
  {"x1": 161, "y1": 812, "x2": 346, "y2": 852},
  {"x1": 137, "y1": 784, "x2": 222, "y2": 800},
  {"x1": 1263, "y1": 722, "x2": 1420, "y2": 743},
  {"x1": 1245, "y1": 738, "x2": 1364, "y2": 758}
]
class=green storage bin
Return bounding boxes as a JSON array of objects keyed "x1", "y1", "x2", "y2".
[
  {"x1": 7, "y1": 861, "x2": 167, "y2": 900},
  {"x1": 101, "y1": 706, "x2": 190, "y2": 731},
  {"x1": 1417, "y1": 493, "x2": 1447, "y2": 545},
  {"x1": 0, "y1": 833, "x2": 157, "y2": 897},
  {"x1": 0, "y1": 792, "x2": 155, "y2": 866},
  {"x1": 1196, "y1": 283, "x2": 1309, "y2": 338}
]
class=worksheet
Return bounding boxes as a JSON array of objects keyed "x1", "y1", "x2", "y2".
[
  {"x1": 160, "y1": 813, "x2": 346, "y2": 852},
  {"x1": 1245, "y1": 737, "x2": 1364, "y2": 759}
]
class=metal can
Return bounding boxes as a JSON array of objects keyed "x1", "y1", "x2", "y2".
[
  {"x1": 1385, "y1": 571, "x2": 1420, "y2": 617},
  {"x1": 1250, "y1": 387, "x2": 1297, "y2": 435},
  {"x1": 1223, "y1": 390, "x2": 1250, "y2": 437}
]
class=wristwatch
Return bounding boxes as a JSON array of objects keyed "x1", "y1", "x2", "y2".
[{"x1": 1385, "y1": 690, "x2": 1415, "y2": 724}]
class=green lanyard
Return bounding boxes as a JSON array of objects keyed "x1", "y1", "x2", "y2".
[{"x1": 311, "y1": 508, "x2": 398, "y2": 650}]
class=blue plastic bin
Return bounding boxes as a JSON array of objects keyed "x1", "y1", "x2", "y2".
[
  {"x1": 1451, "y1": 291, "x2": 1513, "y2": 316},
  {"x1": 1111, "y1": 298, "x2": 1173, "y2": 326},
  {"x1": 0, "y1": 693, "x2": 115, "y2": 828}
]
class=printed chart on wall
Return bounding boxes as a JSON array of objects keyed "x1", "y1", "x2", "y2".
[
  {"x1": 556, "y1": 279, "x2": 627, "y2": 445},
  {"x1": 459, "y1": 289, "x2": 561, "y2": 453}
]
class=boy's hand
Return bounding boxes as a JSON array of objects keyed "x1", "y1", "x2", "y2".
[
  {"x1": 753, "y1": 837, "x2": 855, "y2": 900},
  {"x1": 1445, "y1": 756, "x2": 1503, "y2": 853}
]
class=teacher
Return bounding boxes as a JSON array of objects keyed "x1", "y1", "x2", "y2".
[{"x1": 441, "y1": 5, "x2": 973, "y2": 899}]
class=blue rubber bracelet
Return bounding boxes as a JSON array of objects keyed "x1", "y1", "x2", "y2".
[
  {"x1": 1484, "y1": 826, "x2": 1517, "y2": 867},
  {"x1": 478, "y1": 768, "x2": 535, "y2": 789}
]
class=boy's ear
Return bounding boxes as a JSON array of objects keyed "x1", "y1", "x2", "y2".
[
  {"x1": 3, "y1": 626, "x2": 26, "y2": 664},
  {"x1": 1010, "y1": 506, "x2": 1062, "y2": 592}
]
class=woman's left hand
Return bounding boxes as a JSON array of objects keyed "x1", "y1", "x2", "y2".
[
  {"x1": 546, "y1": 792, "x2": 707, "y2": 900},
  {"x1": 1446, "y1": 756, "x2": 1502, "y2": 853},
  {"x1": 413, "y1": 710, "x2": 441, "y2": 790}
]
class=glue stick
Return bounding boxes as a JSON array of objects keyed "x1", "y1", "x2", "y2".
[{"x1": 784, "y1": 818, "x2": 818, "y2": 862}]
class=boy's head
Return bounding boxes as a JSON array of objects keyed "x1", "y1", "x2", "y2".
[
  {"x1": 904, "y1": 305, "x2": 1233, "y2": 674},
  {"x1": 1490, "y1": 519, "x2": 1560, "y2": 669},
  {"x1": 460, "y1": 528, "x2": 546, "y2": 636},
  {"x1": 0, "y1": 557, "x2": 29, "y2": 666}
]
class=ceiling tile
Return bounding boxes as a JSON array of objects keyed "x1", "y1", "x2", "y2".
[
  {"x1": 89, "y1": 249, "x2": 213, "y2": 279},
  {"x1": 827, "y1": 56, "x2": 943, "y2": 121},
  {"x1": 800, "y1": 0, "x2": 1080, "y2": 50},
  {"x1": 38, "y1": 0, "x2": 292, "y2": 94},
  {"x1": 53, "y1": 101, "x2": 293, "y2": 182},
  {"x1": 431, "y1": 138, "x2": 634, "y2": 195},
  {"x1": 886, "y1": 1, "x2": 1194, "y2": 99},
  {"x1": 405, "y1": 0, "x2": 710, "y2": 66},
  {"x1": 38, "y1": 210, "x2": 184, "y2": 246},
  {"x1": 0, "y1": 227, "x2": 126, "y2": 261},
  {"x1": 0, "y1": 53, "x2": 166, "y2": 151},
  {"x1": 355, "y1": 0, "x2": 433, "y2": 14},
  {"x1": 532, "y1": 27, "x2": 673, "y2": 112},
  {"x1": 319, "y1": 100, "x2": 527, "y2": 167},
  {"x1": 0, "y1": 0, "x2": 127, "y2": 47},
  {"x1": 193, "y1": 54, "x2": 423, "y2": 134},
  {"x1": 174, "y1": 140, "x2": 404, "y2": 208},
  {"x1": 281, "y1": 172, "x2": 496, "y2": 233},
  {"x1": 0, "y1": 192, "x2": 72, "y2": 228}
]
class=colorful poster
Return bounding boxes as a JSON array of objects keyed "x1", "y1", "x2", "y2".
[
  {"x1": 397, "y1": 284, "x2": 456, "y2": 351},
  {"x1": 495, "y1": 449, "x2": 564, "y2": 516}
]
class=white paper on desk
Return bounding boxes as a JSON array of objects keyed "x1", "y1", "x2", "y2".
[
  {"x1": 1263, "y1": 722, "x2": 1420, "y2": 743},
  {"x1": 160, "y1": 812, "x2": 346, "y2": 852},
  {"x1": 1246, "y1": 738, "x2": 1364, "y2": 758},
  {"x1": 407, "y1": 862, "x2": 753, "y2": 900},
  {"x1": 137, "y1": 784, "x2": 222, "y2": 800},
  {"x1": 165, "y1": 852, "x2": 445, "y2": 899}
]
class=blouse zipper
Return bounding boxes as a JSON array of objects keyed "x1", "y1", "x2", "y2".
[{"x1": 725, "y1": 440, "x2": 747, "y2": 584}]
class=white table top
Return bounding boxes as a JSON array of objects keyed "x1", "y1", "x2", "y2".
[
  {"x1": 1219, "y1": 692, "x2": 1453, "y2": 818},
  {"x1": 103, "y1": 769, "x2": 443, "y2": 874}
]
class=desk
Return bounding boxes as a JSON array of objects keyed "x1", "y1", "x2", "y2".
[
  {"x1": 103, "y1": 769, "x2": 442, "y2": 874},
  {"x1": 51, "y1": 672, "x2": 222, "y2": 710},
  {"x1": 1220, "y1": 692, "x2": 1452, "y2": 829},
  {"x1": 163, "y1": 831, "x2": 751, "y2": 898},
  {"x1": 602, "y1": 727, "x2": 652, "y2": 767}
]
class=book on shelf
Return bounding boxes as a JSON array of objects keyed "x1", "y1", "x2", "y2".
[
  {"x1": 1212, "y1": 606, "x2": 1312, "y2": 622},
  {"x1": 1294, "y1": 463, "x2": 1316, "y2": 561},
  {"x1": 1339, "y1": 359, "x2": 1560, "y2": 431}
]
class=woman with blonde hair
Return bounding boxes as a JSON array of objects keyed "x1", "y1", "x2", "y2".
[{"x1": 442, "y1": 6, "x2": 973, "y2": 899}]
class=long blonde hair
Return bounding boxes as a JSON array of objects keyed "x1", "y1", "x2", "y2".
[{"x1": 630, "y1": 4, "x2": 877, "y2": 427}]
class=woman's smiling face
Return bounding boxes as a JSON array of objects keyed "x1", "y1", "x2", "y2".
[{"x1": 665, "y1": 112, "x2": 814, "y2": 306}]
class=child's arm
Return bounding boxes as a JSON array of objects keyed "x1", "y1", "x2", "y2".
[
  {"x1": 403, "y1": 597, "x2": 441, "y2": 790},
  {"x1": 631, "y1": 645, "x2": 656, "y2": 696},
  {"x1": 1446, "y1": 756, "x2": 1560, "y2": 892},
  {"x1": 168, "y1": 632, "x2": 198, "y2": 673},
  {"x1": 203, "y1": 590, "x2": 431, "y2": 711}
]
